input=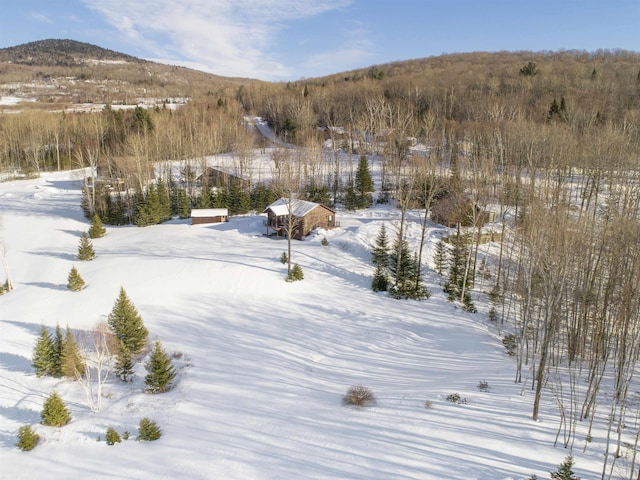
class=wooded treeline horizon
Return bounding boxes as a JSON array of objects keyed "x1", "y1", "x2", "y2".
[{"x1": 2, "y1": 44, "x2": 640, "y2": 477}]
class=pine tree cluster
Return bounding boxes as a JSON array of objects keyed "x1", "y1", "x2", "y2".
[
  {"x1": 443, "y1": 234, "x2": 476, "y2": 311},
  {"x1": 84, "y1": 174, "x2": 281, "y2": 227},
  {"x1": 370, "y1": 224, "x2": 429, "y2": 299},
  {"x1": 32, "y1": 324, "x2": 84, "y2": 378}
]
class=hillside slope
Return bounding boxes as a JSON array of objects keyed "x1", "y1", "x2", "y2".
[{"x1": 0, "y1": 163, "x2": 605, "y2": 479}]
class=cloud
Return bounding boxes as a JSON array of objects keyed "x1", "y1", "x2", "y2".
[
  {"x1": 298, "y1": 22, "x2": 374, "y2": 78},
  {"x1": 80, "y1": 0, "x2": 353, "y2": 79},
  {"x1": 27, "y1": 12, "x2": 53, "y2": 24}
]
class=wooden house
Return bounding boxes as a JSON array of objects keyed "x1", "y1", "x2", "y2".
[
  {"x1": 95, "y1": 155, "x2": 154, "y2": 191},
  {"x1": 190, "y1": 208, "x2": 229, "y2": 225},
  {"x1": 198, "y1": 167, "x2": 249, "y2": 189},
  {"x1": 263, "y1": 198, "x2": 337, "y2": 240},
  {"x1": 430, "y1": 193, "x2": 487, "y2": 228}
]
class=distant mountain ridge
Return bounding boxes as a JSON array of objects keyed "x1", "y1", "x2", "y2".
[{"x1": 0, "y1": 39, "x2": 142, "y2": 67}]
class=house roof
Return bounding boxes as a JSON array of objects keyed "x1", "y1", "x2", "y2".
[
  {"x1": 190, "y1": 208, "x2": 228, "y2": 217},
  {"x1": 264, "y1": 198, "x2": 333, "y2": 217}
]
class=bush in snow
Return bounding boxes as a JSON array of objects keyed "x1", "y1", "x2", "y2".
[
  {"x1": 342, "y1": 385, "x2": 376, "y2": 407},
  {"x1": 280, "y1": 252, "x2": 288, "y2": 264},
  {"x1": 105, "y1": 427, "x2": 122, "y2": 445},
  {"x1": 16, "y1": 425, "x2": 39, "y2": 451},
  {"x1": 321, "y1": 237, "x2": 329, "y2": 246},
  {"x1": 138, "y1": 418, "x2": 161, "y2": 441},
  {"x1": 477, "y1": 380, "x2": 490, "y2": 392},
  {"x1": 286, "y1": 263, "x2": 304, "y2": 282},
  {"x1": 445, "y1": 393, "x2": 467, "y2": 405}
]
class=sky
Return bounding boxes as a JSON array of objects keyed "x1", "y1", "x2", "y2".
[{"x1": 0, "y1": 0, "x2": 638, "y2": 81}]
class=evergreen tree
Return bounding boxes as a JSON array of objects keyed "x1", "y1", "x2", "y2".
[
  {"x1": 371, "y1": 264, "x2": 389, "y2": 292},
  {"x1": 16, "y1": 425, "x2": 39, "y2": 451},
  {"x1": 60, "y1": 326, "x2": 84, "y2": 379},
  {"x1": 105, "y1": 427, "x2": 122, "y2": 445},
  {"x1": 176, "y1": 188, "x2": 191, "y2": 219},
  {"x1": 107, "y1": 287, "x2": 148, "y2": 356},
  {"x1": 550, "y1": 455, "x2": 579, "y2": 480},
  {"x1": 433, "y1": 239, "x2": 448, "y2": 276},
  {"x1": 197, "y1": 182, "x2": 213, "y2": 209},
  {"x1": 32, "y1": 325, "x2": 55, "y2": 377},
  {"x1": 51, "y1": 324, "x2": 64, "y2": 378},
  {"x1": 138, "y1": 418, "x2": 161, "y2": 441},
  {"x1": 88, "y1": 213, "x2": 106, "y2": 238},
  {"x1": 213, "y1": 185, "x2": 230, "y2": 209},
  {"x1": 355, "y1": 155, "x2": 374, "y2": 208},
  {"x1": 77, "y1": 232, "x2": 96, "y2": 261},
  {"x1": 134, "y1": 183, "x2": 162, "y2": 226},
  {"x1": 286, "y1": 263, "x2": 304, "y2": 282},
  {"x1": 444, "y1": 235, "x2": 466, "y2": 301},
  {"x1": 115, "y1": 343, "x2": 135, "y2": 382},
  {"x1": 389, "y1": 235, "x2": 415, "y2": 298},
  {"x1": 343, "y1": 175, "x2": 359, "y2": 211},
  {"x1": 41, "y1": 391, "x2": 70, "y2": 427},
  {"x1": 156, "y1": 178, "x2": 172, "y2": 222},
  {"x1": 444, "y1": 234, "x2": 476, "y2": 309},
  {"x1": 371, "y1": 224, "x2": 390, "y2": 268},
  {"x1": 67, "y1": 265, "x2": 86, "y2": 291},
  {"x1": 144, "y1": 340, "x2": 176, "y2": 393}
]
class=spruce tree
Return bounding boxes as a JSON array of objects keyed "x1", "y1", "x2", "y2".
[
  {"x1": 371, "y1": 264, "x2": 389, "y2": 292},
  {"x1": 60, "y1": 326, "x2": 84, "y2": 379},
  {"x1": 343, "y1": 176, "x2": 359, "y2": 211},
  {"x1": 107, "y1": 287, "x2": 148, "y2": 356},
  {"x1": 105, "y1": 427, "x2": 122, "y2": 445},
  {"x1": 176, "y1": 188, "x2": 191, "y2": 219},
  {"x1": 41, "y1": 391, "x2": 70, "y2": 427},
  {"x1": 433, "y1": 239, "x2": 447, "y2": 276},
  {"x1": 389, "y1": 235, "x2": 415, "y2": 298},
  {"x1": 67, "y1": 265, "x2": 86, "y2": 291},
  {"x1": 550, "y1": 455, "x2": 579, "y2": 480},
  {"x1": 115, "y1": 343, "x2": 135, "y2": 382},
  {"x1": 88, "y1": 213, "x2": 106, "y2": 238},
  {"x1": 197, "y1": 182, "x2": 213, "y2": 209},
  {"x1": 138, "y1": 418, "x2": 161, "y2": 441},
  {"x1": 371, "y1": 224, "x2": 390, "y2": 268},
  {"x1": 16, "y1": 425, "x2": 39, "y2": 451},
  {"x1": 32, "y1": 325, "x2": 55, "y2": 377},
  {"x1": 156, "y1": 178, "x2": 172, "y2": 222},
  {"x1": 355, "y1": 155, "x2": 374, "y2": 208},
  {"x1": 144, "y1": 341, "x2": 176, "y2": 393},
  {"x1": 51, "y1": 324, "x2": 64, "y2": 378},
  {"x1": 77, "y1": 232, "x2": 96, "y2": 261}
]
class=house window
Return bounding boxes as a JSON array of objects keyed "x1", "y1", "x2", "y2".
[{"x1": 329, "y1": 215, "x2": 332, "y2": 221}]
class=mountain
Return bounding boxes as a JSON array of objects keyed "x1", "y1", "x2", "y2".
[
  {"x1": 0, "y1": 39, "x2": 141, "y2": 67},
  {"x1": 0, "y1": 39, "x2": 253, "y2": 107}
]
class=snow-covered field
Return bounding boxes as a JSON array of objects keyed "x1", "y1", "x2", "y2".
[{"x1": 0, "y1": 168, "x2": 604, "y2": 479}]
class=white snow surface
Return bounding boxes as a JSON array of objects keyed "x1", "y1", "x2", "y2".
[{"x1": 0, "y1": 169, "x2": 604, "y2": 479}]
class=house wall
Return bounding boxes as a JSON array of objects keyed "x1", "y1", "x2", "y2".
[
  {"x1": 301, "y1": 207, "x2": 335, "y2": 237},
  {"x1": 192, "y1": 215, "x2": 227, "y2": 225}
]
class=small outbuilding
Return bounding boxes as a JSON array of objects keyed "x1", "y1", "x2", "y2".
[
  {"x1": 191, "y1": 208, "x2": 229, "y2": 225},
  {"x1": 263, "y1": 198, "x2": 337, "y2": 240}
]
